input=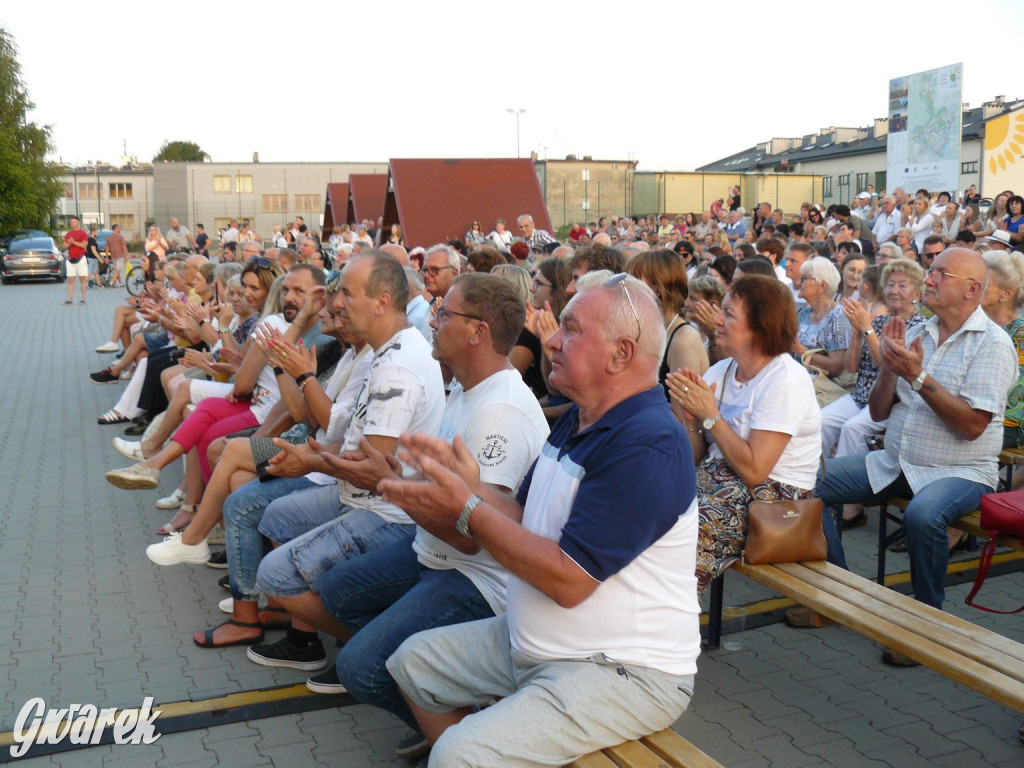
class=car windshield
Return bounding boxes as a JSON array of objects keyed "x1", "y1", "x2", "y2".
[{"x1": 9, "y1": 238, "x2": 55, "y2": 253}]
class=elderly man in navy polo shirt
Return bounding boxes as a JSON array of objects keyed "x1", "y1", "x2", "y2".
[{"x1": 378, "y1": 274, "x2": 700, "y2": 767}]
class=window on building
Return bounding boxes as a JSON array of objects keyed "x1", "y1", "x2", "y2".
[
  {"x1": 79, "y1": 182, "x2": 97, "y2": 199},
  {"x1": 65, "y1": 182, "x2": 74, "y2": 199},
  {"x1": 262, "y1": 194, "x2": 288, "y2": 212},
  {"x1": 109, "y1": 214, "x2": 135, "y2": 230},
  {"x1": 108, "y1": 182, "x2": 133, "y2": 199},
  {"x1": 855, "y1": 173, "x2": 869, "y2": 192},
  {"x1": 214, "y1": 175, "x2": 231, "y2": 194},
  {"x1": 838, "y1": 174, "x2": 850, "y2": 186},
  {"x1": 961, "y1": 161, "x2": 978, "y2": 174},
  {"x1": 214, "y1": 217, "x2": 233, "y2": 233},
  {"x1": 236, "y1": 175, "x2": 253, "y2": 194},
  {"x1": 875, "y1": 171, "x2": 886, "y2": 191},
  {"x1": 295, "y1": 194, "x2": 320, "y2": 212},
  {"x1": 822, "y1": 176, "x2": 833, "y2": 198}
]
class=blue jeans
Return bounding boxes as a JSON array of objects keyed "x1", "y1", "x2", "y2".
[
  {"x1": 318, "y1": 534, "x2": 495, "y2": 729},
  {"x1": 222, "y1": 475, "x2": 318, "y2": 602},
  {"x1": 256, "y1": 505, "x2": 412, "y2": 598},
  {"x1": 817, "y1": 454, "x2": 990, "y2": 608}
]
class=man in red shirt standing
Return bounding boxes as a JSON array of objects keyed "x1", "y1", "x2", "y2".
[{"x1": 63, "y1": 217, "x2": 89, "y2": 304}]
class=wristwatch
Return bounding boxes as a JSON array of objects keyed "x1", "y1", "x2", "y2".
[
  {"x1": 863, "y1": 329, "x2": 875, "y2": 337},
  {"x1": 703, "y1": 415, "x2": 721, "y2": 431},
  {"x1": 910, "y1": 370, "x2": 927, "y2": 391},
  {"x1": 456, "y1": 495, "x2": 483, "y2": 539}
]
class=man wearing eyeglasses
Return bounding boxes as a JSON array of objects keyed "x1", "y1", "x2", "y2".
[
  {"x1": 420, "y1": 244, "x2": 460, "y2": 301},
  {"x1": 814, "y1": 248, "x2": 1016, "y2": 662},
  {"x1": 380, "y1": 274, "x2": 700, "y2": 766}
]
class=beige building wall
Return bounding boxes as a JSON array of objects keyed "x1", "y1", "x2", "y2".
[
  {"x1": 536, "y1": 158, "x2": 636, "y2": 231},
  {"x1": 59, "y1": 168, "x2": 155, "y2": 242},
  {"x1": 153, "y1": 161, "x2": 388, "y2": 241},
  {"x1": 633, "y1": 172, "x2": 820, "y2": 218}
]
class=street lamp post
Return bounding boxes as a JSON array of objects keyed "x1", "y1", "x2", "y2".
[{"x1": 507, "y1": 108, "x2": 526, "y2": 158}]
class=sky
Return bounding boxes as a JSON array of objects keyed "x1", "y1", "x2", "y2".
[{"x1": 4, "y1": 1, "x2": 1023, "y2": 171}]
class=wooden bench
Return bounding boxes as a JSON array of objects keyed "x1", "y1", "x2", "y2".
[
  {"x1": 567, "y1": 728, "x2": 724, "y2": 768},
  {"x1": 727, "y1": 560, "x2": 1024, "y2": 713},
  {"x1": 877, "y1": 493, "x2": 1024, "y2": 585}
]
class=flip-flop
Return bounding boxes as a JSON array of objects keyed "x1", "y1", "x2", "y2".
[
  {"x1": 193, "y1": 618, "x2": 264, "y2": 648},
  {"x1": 98, "y1": 410, "x2": 130, "y2": 425}
]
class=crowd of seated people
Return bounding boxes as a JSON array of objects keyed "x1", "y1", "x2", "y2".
[{"x1": 87, "y1": 195, "x2": 1024, "y2": 758}]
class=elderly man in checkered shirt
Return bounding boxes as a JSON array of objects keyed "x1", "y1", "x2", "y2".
[
  {"x1": 516, "y1": 214, "x2": 556, "y2": 253},
  {"x1": 813, "y1": 248, "x2": 1016, "y2": 659}
]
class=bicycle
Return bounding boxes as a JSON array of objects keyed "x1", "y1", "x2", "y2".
[{"x1": 124, "y1": 258, "x2": 148, "y2": 296}]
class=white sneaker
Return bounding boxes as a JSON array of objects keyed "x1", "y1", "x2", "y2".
[
  {"x1": 219, "y1": 597, "x2": 234, "y2": 614},
  {"x1": 156, "y1": 488, "x2": 186, "y2": 510},
  {"x1": 113, "y1": 437, "x2": 146, "y2": 462},
  {"x1": 95, "y1": 341, "x2": 120, "y2": 353},
  {"x1": 146, "y1": 532, "x2": 211, "y2": 566}
]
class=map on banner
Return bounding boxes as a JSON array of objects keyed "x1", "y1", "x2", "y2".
[{"x1": 887, "y1": 63, "x2": 962, "y2": 195}]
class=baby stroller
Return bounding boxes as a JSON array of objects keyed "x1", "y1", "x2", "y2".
[{"x1": 89, "y1": 252, "x2": 112, "y2": 288}]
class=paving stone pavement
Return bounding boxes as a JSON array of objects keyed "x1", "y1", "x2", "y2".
[{"x1": 0, "y1": 279, "x2": 1022, "y2": 767}]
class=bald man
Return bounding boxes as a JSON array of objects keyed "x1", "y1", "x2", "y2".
[
  {"x1": 815, "y1": 248, "x2": 1016, "y2": 655},
  {"x1": 380, "y1": 243, "x2": 410, "y2": 266}
]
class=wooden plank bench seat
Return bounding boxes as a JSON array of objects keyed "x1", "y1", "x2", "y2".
[
  {"x1": 567, "y1": 728, "x2": 724, "y2": 768},
  {"x1": 731, "y1": 560, "x2": 1024, "y2": 713}
]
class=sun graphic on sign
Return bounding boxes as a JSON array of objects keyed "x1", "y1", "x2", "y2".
[{"x1": 986, "y1": 111, "x2": 1024, "y2": 176}]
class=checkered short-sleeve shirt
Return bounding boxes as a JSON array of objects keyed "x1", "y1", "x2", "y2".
[{"x1": 866, "y1": 307, "x2": 1017, "y2": 492}]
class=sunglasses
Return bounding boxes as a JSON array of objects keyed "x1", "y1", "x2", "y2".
[{"x1": 604, "y1": 273, "x2": 641, "y2": 342}]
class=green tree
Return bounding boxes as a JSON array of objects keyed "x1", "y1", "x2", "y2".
[
  {"x1": 153, "y1": 140, "x2": 208, "y2": 163},
  {"x1": 0, "y1": 28, "x2": 63, "y2": 234}
]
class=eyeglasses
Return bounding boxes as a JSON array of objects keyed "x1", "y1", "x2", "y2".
[
  {"x1": 248, "y1": 256, "x2": 276, "y2": 269},
  {"x1": 434, "y1": 305, "x2": 484, "y2": 323},
  {"x1": 604, "y1": 273, "x2": 641, "y2": 342},
  {"x1": 926, "y1": 267, "x2": 977, "y2": 284},
  {"x1": 421, "y1": 265, "x2": 455, "y2": 277},
  {"x1": 531, "y1": 276, "x2": 552, "y2": 288}
]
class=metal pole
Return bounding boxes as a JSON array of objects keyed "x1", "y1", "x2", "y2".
[{"x1": 507, "y1": 108, "x2": 526, "y2": 158}]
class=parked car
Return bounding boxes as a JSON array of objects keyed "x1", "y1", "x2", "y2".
[
  {"x1": 0, "y1": 230, "x2": 48, "y2": 253},
  {"x1": 1, "y1": 236, "x2": 65, "y2": 283}
]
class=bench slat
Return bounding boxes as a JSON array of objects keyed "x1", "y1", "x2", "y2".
[
  {"x1": 734, "y1": 562, "x2": 1024, "y2": 712},
  {"x1": 797, "y1": 561, "x2": 1024, "y2": 668},
  {"x1": 566, "y1": 751, "x2": 621, "y2": 768},
  {"x1": 642, "y1": 729, "x2": 725, "y2": 768},
  {"x1": 952, "y1": 509, "x2": 1024, "y2": 553},
  {"x1": 566, "y1": 729, "x2": 724, "y2": 768}
]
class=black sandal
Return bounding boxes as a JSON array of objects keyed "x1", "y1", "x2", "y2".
[{"x1": 193, "y1": 618, "x2": 264, "y2": 648}]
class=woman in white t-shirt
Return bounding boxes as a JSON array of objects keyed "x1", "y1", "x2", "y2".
[{"x1": 666, "y1": 276, "x2": 822, "y2": 592}]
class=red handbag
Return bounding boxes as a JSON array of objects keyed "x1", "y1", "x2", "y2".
[{"x1": 964, "y1": 490, "x2": 1024, "y2": 614}]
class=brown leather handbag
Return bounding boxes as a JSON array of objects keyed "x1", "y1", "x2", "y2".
[{"x1": 744, "y1": 497, "x2": 827, "y2": 564}]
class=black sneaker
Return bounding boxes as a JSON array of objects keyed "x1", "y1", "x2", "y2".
[
  {"x1": 218, "y1": 574, "x2": 230, "y2": 591},
  {"x1": 247, "y1": 635, "x2": 327, "y2": 671},
  {"x1": 90, "y1": 367, "x2": 119, "y2": 384},
  {"x1": 206, "y1": 550, "x2": 228, "y2": 569},
  {"x1": 306, "y1": 666, "x2": 347, "y2": 694},
  {"x1": 123, "y1": 415, "x2": 151, "y2": 436},
  {"x1": 395, "y1": 731, "x2": 430, "y2": 760}
]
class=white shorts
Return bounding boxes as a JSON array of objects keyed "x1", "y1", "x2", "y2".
[{"x1": 66, "y1": 258, "x2": 88, "y2": 278}]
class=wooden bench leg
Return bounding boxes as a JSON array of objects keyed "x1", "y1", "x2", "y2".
[{"x1": 705, "y1": 574, "x2": 724, "y2": 650}]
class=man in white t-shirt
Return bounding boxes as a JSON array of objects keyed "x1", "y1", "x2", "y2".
[
  {"x1": 380, "y1": 275, "x2": 700, "y2": 766},
  {"x1": 244, "y1": 251, "x2": 446, "y2": 668},
  {"x1": 273, "y1": 274, "x2": 549, "y2": 760}
]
